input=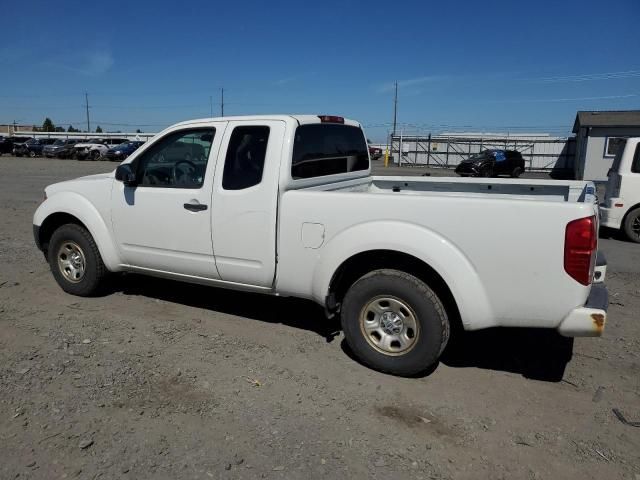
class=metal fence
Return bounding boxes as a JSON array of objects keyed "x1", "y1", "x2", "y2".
[
  {"x1": 389, "y1": 133, "x2": 576, "y2": 174},
  {"x1": 10, "y1": 131, "x2": 158, "y2": 142}
]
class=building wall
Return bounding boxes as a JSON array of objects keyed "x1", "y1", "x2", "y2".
[{"x1": 581, "y1": 126, "x2": 640, "y2": 181}]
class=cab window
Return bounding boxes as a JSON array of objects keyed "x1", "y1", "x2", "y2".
[
  {"x1": 134, "y1": 128, "x2": 214, "y2": 188},
  {"x1": 632, "y1": 144, "x2": 640, "y2": 174},
  {"x1": 222, "y1": 126, "x2": 270, "y2": 190},
  {"x1": 291, "y1": 124, "x2": 369, "y2": 179}
]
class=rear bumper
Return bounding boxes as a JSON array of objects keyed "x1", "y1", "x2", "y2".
[
  {"x1": 557, "y1": 283, "x2": 608, "y2": 337},
  {"x1": 599, "y1": 203, "x2": 624, "y2": 230}
]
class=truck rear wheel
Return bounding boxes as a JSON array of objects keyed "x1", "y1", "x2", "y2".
[
  {"x1": 623, "y1": 208, "x2": 640, "y2": 243},
  {"x1": 341, "y1": 269, "x2": 449, "y2": 376},
  {"x1": 48, "y1": 224, "x2": 108, "y2": 296}
]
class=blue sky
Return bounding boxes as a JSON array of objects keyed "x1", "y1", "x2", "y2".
[{"x1": 1, "y1": 0, "x2": 639, "y2": 141}]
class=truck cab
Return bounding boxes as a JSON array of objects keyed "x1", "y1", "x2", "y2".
[{"x1": 600, "y1": 138, "x2": 640, "y2": 242}]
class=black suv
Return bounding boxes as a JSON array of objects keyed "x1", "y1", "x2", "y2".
[{"x1": 455, "y1": 149, "x2": 525, "y2": 178}]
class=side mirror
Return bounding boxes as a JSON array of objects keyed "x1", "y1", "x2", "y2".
[{"x1": 115, "y1": 164, "x2": 137, "y2": 187}]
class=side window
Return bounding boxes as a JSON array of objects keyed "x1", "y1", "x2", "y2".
[
  {"x1": 135, "y1": 128, "x2": 215, "y2": 188},
  {"x1": 222, "y1": 126, "x2": 270, "y2": 190},
  {"x1": 632, "y1": 144, "x2": 640, "y2": 174}
]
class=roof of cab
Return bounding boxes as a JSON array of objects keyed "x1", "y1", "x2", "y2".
[{"x1": 173, "y1": 114, "x2": 361, "y2": 128}]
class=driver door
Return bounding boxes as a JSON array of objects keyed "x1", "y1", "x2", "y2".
[{"x1": 111, "y1": 124, "x2": 225, "y2": 279}]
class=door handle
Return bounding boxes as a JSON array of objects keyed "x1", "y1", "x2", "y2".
[{"x1": 183, "y1": 202, "x2": 208, "y2": 212}]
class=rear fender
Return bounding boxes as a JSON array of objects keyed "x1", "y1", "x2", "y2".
[{"x1": 312, "y1": 221, "x2": 496, "y2": 330}]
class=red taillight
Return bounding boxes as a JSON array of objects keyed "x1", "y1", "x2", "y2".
[
  {"x1": 318, "y1": 115, "x2": 344, "y2": 124},
  {"x1": 564, "y1": 216, "x2": 597, "y2": 285}
]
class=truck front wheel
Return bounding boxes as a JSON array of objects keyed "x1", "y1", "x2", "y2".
[
  {"x1": 48, "y1": 224, "x2": 108, "y2": 296},
  {"x1": 341, "y1": 269, "x2": 450, "y2": 376}
]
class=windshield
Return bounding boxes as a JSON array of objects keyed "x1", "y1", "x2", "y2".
[
  {"x1": 468, "y1": 152, "x2": 490, "y2": 161},
  {"x1": 53, "y1": 139, "x2": 65, "y2": 146},
  {"x1": 291, "y1": 124, "x2": 369, "y2": 179}
]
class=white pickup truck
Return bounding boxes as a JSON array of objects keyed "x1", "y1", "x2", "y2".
[
  {"x1": 600, "y1": 137, "x2": 640, "y2": 242},
  {"x1": 33, "y1": 115, "x2": 608, "y2": 376}
]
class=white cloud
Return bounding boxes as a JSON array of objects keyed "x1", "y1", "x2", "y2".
[
  {"x1": 46, "y1": 49, "x2": 114, "y2": 76},
  {"x1": 531, "y1": 70, "x2": 640, "y2": 83},
  {"x1": 376, "y1": 75, "x2": 449, "y2": 93}
]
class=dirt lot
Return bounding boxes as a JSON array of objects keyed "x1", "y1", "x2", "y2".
[{"x1": 1, "y1": 156, "x2": 639, "y2": 480}]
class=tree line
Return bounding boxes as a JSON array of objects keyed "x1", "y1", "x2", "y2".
[{"x1": 40, "y1": 118, "x2": 142, "y2": 134}]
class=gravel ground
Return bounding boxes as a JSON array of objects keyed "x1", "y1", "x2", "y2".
[{"x1": 0, "y1": 156, "x2": 639, "y2": 480}]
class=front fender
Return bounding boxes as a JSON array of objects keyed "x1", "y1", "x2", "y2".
[
  {"x1": 312, "y1": 221, "x2": 496, "y2": 330},
  {"x1": 33, "y1": 192, "x2": 122, "y2": 271}
]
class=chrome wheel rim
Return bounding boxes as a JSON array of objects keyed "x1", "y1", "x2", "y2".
[
  {"x1": 57, "y1": 241, "x2": 86, "y2": 283},
  {"x1": 359, "y1": 296, "x2": 419, "y2": 356}
]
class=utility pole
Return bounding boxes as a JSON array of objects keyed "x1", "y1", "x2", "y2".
[
  {"x1": 220, "y1": 87, "x2": 224, "y2": 117},
  {"x1": 209, "y1": 96, "x2": 213, "y2": 117},
  {"x1": 392, "y1": 81, "x2": 398, "y2": 136},
  {"x1": 85, "y1": 92, "x2": 90, "y2": 133}
]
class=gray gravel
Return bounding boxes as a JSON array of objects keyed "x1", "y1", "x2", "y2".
[{"x1": 0, "y1": 156, "x2": 639, "y2": 479}]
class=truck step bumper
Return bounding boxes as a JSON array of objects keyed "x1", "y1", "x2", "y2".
[{"x1": 557, "y1": 283, "x2": 608, "y2": 337}]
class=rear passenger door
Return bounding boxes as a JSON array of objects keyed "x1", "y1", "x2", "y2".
[{"x1": 211, "y1": 120, "x2": 285, "y2": 287}]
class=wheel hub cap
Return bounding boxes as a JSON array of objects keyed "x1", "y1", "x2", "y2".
[
  {"x1": 381, "y1": 311, "x2": 403, "y2": 335},
  {"x1": 359, "y1": 296, "x2": 419, "y2": 356},
  {"x1": 57, "y1": 241, "x2": 86, "y2": 283}
]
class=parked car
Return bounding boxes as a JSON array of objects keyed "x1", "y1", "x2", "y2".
[
  {"x1": 3, "y1": 137, "x2": 33, "y2": 155},
  {"x1": 33, "y1": 114, "x2": 607, "y2": 377},
  {"x1": 13, "y1": 138, "x2": 57, "y2": 157},
  {"x1": 369, "y1": 145, "x2": 383, "y2": 160},
  {"x1": 74, "y1": 138, "x2": 129, "y2": 160},
  {"x1": 0, "y1": 136, "x2": 16, "y2": 155},
  {"x1": 43, "y1": 139, "x2": 83, "y2": 159},
  {"x1": 455, "y1": 149, "x2": 525, "y2": 178},
  {"x1": 103, "y1": 141, "x2": 145, "y2": 161},
  {"x1": 600, "y1": 137, "x2": 640, "y2": 243}
]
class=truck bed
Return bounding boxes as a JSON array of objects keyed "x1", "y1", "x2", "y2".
[
  {"x1": 277, "y1": 174, "x2": 600, "y2": 333},
  {"x1": 307, "y1": 175, "x2": 597, "y2": 204}
]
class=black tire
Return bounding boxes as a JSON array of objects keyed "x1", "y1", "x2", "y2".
[
  {"x1": 623, "y1": 208, "x2": 640, "y2": 243},
  {"x1": 511, "y1": 166, "x2": 523, "y2": 178},
  {"x1": 29, "y1": 150, "x2": 37, "y2": 158},
  {"x1": 90, "y1": 150, "x2": 100, "y2": 161},
  {"x1": 341, "y1": 269, "x2": 450, "y2": 376},
  {"x1": 48, "y1": 224, "x2": 108, "y2": 296}
]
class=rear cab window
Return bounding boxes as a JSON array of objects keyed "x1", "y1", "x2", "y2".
[{"x1": 291, "y1": 124, "x2": 369, "y2": 179}]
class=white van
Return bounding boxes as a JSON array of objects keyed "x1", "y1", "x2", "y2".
[{"x1": 600, "y1": 138, "x2": 640, "y2": 242}]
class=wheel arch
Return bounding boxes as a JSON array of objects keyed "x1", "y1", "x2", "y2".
[
  {"x1": 327, "y1": 249, "x2": 462, "y2": 331},
  {"x1": 34, "y1": 193, "x2": 122, "y2": 271},
  {"x1": 621, "y1": 202, "x2": 640, "y2": 227}
]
